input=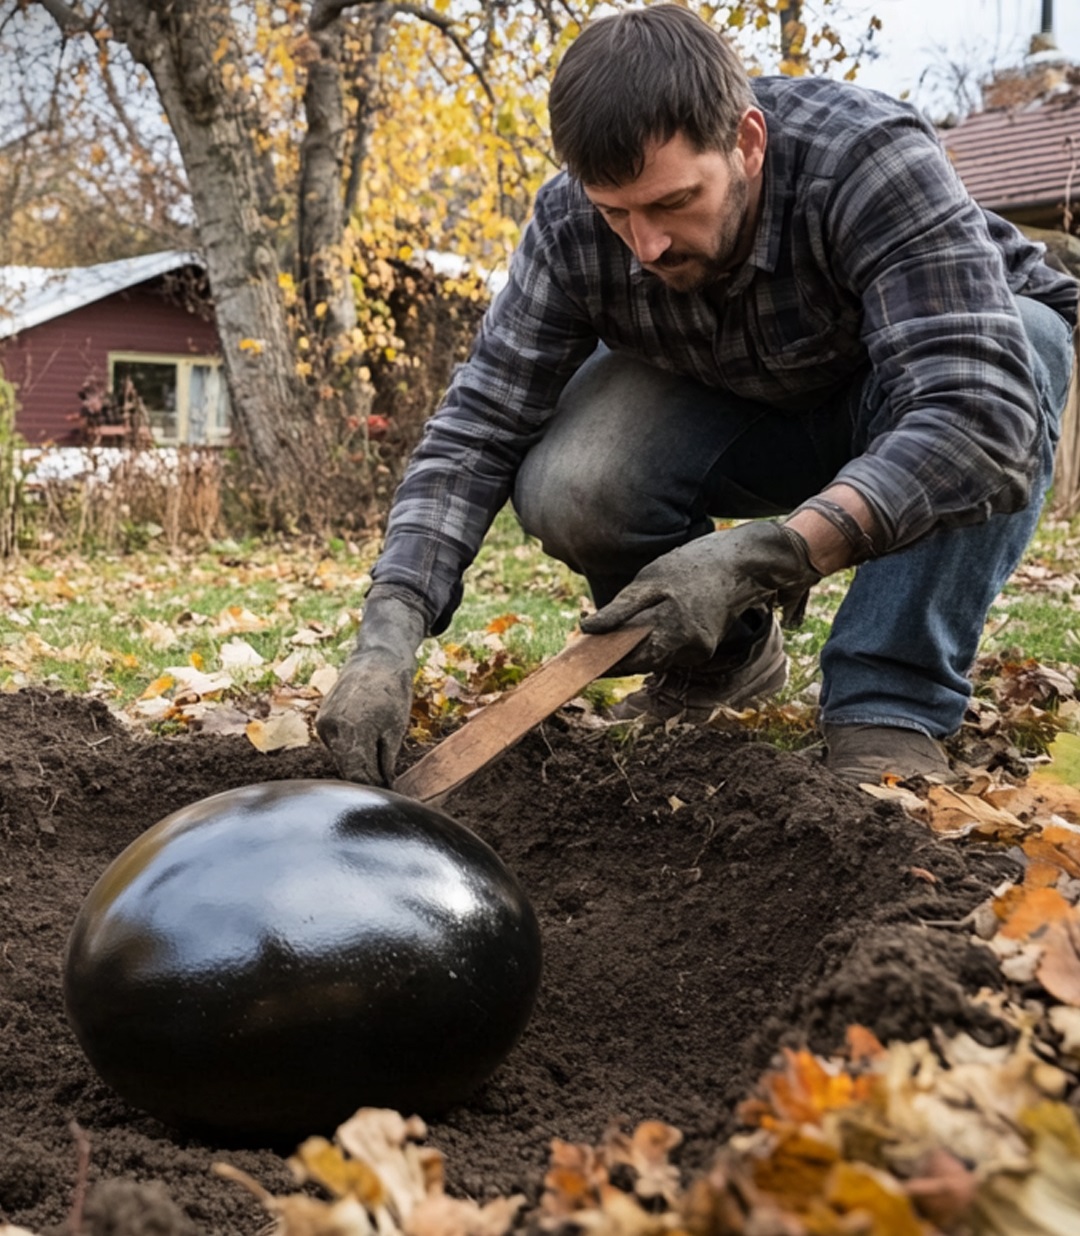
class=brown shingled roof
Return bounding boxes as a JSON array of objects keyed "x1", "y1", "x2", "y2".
[{"x1": 940, "y1": 88, "x2": 1080, "y2": 216}]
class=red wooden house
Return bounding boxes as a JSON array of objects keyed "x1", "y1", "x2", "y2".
[{"x1": 0, "y1": 251, "x2": 230, "y2": 447}]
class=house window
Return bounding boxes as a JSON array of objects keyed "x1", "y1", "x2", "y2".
[{"x1": 109, "y1": 353, "x2": 231, "y2": 445}]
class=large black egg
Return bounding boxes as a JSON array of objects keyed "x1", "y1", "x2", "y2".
[{"x1": 63, "y1": 780, "x2": 542, "y2": 1143}]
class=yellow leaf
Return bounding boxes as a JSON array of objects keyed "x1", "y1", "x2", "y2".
[
  {"x1": 826, "y1": 1161, "x2": 924, "y2": 1236},
  {"x1": 238, "y1": 338, "x2": 264, "y2": 355},
  {"x1": 140, "y1": 673, "x2": 175, "y2": 700},
  {"x1": 289, "y1": 1136, "x2": 385, "y2": 1202}
]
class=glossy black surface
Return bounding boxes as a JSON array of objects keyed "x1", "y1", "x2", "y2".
[{"x1": 64, "y1": 780, "x2": 542, "y2": 1143}]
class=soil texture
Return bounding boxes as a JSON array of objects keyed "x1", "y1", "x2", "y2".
[{"x1": 0, "y1": 689, "x2": 1012, "y2": 1235}]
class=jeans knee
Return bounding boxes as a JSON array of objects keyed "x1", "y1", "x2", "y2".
[
  {"x1": 1017, "y1": 296, "x2": 1074, "y2": 436},
  {"x1": 513, "y1": 451, "x2": 641, "y2": 573}
]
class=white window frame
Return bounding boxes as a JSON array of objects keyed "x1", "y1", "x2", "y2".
[{"x1": 107, "y1": 351, "x2": 231, "y2": 446}]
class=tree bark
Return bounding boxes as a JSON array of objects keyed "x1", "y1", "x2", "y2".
[
  {"x1": 105, "y1": 0, "x2": 326, "y2": 523},
  {"x1": 343, "y1": 3, "x2": 393, "y2": 220},
  {"x1": 298, "y1": 15, "x2": 357, "y2": 344}
]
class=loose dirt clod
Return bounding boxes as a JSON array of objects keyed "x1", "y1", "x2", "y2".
[{"x1": 0, "y1": 690, "x2": 1010, "y2": 1235}]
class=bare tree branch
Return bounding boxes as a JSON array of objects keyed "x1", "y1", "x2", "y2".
[
  {"x1": 34, "y1": 0, "x2": 93, "y2": 36},
  {"x1": 343, "y1": 2, "x2": 393, "y2": 218},
  {"x1": 310, "y1": 0, "x2": 385, "y2": 35},
  {"x1": 98, "y1": 51, "x2": 189, "y2": 210},
  {"x1": 390, "y1": 2, "x2": 495, "y2": 105}
]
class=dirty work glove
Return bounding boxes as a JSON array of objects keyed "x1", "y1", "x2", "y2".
[
  {"x1": 579, "y1": 521, "x2": 821, "y2": 676},
  {"x1": 316, "y1": 585, "x2": 428, "y2": 786}
]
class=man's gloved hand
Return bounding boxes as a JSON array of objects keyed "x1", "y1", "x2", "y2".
[
  {"x1": 316, "y1": 585, "x2": 428, "y2": 786},
  {"x1": 579, "y1": 521, "x2": 822, "y2": 676}
]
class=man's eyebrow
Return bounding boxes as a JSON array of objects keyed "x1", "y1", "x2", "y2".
[
  {"x1": 651, "y1": 186, "x2": 696, "y2": 205},
  {"x1": 591, "y1": 184, "x2": 697, "y2": 210}
]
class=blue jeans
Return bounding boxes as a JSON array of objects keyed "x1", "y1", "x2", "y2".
[{"x1": 513, "y1": 297, "x2": 1074, "y2": 737}]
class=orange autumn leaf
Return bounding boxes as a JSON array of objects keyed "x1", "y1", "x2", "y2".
[
  {"x1": 485, "y1": 613, "x2": 522, "y2": 635},
  {"x1": 1025, "y1": 859, "x2": 1066, "y2": 889},
  {"x1": 1022, "y1": 825, "x2": 1080, "y2": 880},
  {"x1": 541, "y1": 1167, "x2": 594, "y2": 1215},
  {"x1": 541, "y1": 1140, "x2": 602, "y2": 1216},
  {"x1": 746, "y1": 1048, "x2": 873, "y2": 1127},
  {"x1": 997, "y1": 885, "x2": 1074, "y2": 940},
  {"x1": 845, "y1": 1024, "x2": 886, "y2": 1064}
]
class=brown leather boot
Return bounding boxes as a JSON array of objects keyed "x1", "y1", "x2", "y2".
[{"x1": 823, "y1": 723, "x2": 955, "y2": 785}]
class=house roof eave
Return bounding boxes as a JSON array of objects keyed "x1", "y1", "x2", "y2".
[{"x1": 0, "y1": 250, "x2": 204, "y2": 342}]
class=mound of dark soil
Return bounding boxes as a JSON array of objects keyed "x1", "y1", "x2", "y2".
[{"x1": 0, "y1": 690, "x2": 1010, "y2": 1235}]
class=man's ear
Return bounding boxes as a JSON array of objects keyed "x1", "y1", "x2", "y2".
[{"x1": 735, "y1": 107, "x2": 767, "y2": 178}]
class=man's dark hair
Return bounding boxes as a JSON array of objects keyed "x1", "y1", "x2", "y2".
[{"x1": 549, "y1": 4, "x2": 753, "y2": 186}]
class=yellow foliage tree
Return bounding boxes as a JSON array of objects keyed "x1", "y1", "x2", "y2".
[{"x1": 11, "y1": 0, "x2": 879, "y2": 530}]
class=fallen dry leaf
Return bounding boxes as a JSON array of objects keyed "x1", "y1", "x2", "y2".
[
  {"x1": 540, "y1": 1139, "x2": 604, "y2": 1218},
  {"x1": 190, "y1": 706, "x2": 251, "y2": 737},
  {"x1": 140, "y1": 672, "x2": 175, "y2": 700},
  {"x1": 602, "y1": 1120, "x2": 683, "y2": 1205},
  {"x1": 975, "y1": 1101, "x2": 1080, "y2": 1235},
  {"x1": 903, "y1": 1147, "x2": 978, "y2": 1229},
  {"x1": 161, "y1": 665, "x2": 234, "y2": 697},
  {"x1": 290, "y1": 1137, "x2": 385, "y2": 1206},
  {"x1": 246, "y1": 711, "x2": 310, "y2": 752},
  {"x1": 995, "y1": 885, "x2": 1074, "y2": 940},
  {"x1": 140, "y1": 618, "x2": 180, "y2": 651},
  {"x1": 220, "y1": 637, "x2": 266, "y2": 671},
  {"x1": 310, "y1": 664, "x2": 339, "y2": 696},
  {"x1": 214, "y1": 1162, "x2": 374, "y2": 1236},
  {"x1": 213, "y1": 605, "x2": 269, "y2": 634},
  {"x1": 925, "y1": 785, "x2": 1029, "y2": 840},
  {"x1": 1047, "y1": 1005, "x2": 1080, "y2": 1059},
  {"x1": 825, "y1": 1159, "x2": 925, "y2": 1236},
  {"x1": 218, "y1": 1108, "x2": 524, "y2": 1236},
  {"x1": 333, "y1": 1109, "x2": 434, "y2": 1223},
  {"x1": 1037, "y1": 914, "x2": 1080, "y2": 1007},
  {"x1": 275, "y1": 650, "x2": 305, "y2": 683},
  {"x1": 406, "y1": 1191, "x2": 525, "y2": 1236}
]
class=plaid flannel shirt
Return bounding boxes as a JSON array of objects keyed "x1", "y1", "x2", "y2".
[{"x1": 373, "y1": 75, "x2": 1078, "y2": 632}]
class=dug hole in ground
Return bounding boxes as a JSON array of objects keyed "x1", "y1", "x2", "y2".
[{"x1": 0, "y1": 689, "x2": 1024, "y2": 1234}]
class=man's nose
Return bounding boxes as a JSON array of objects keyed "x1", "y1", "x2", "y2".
[{"x1": 628, "y1": 215, "x2": 670, "y2": 263}]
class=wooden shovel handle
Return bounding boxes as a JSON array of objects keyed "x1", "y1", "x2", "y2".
[{"x1": 393, "y1": 626, "x2": 647, "y2": 805}]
